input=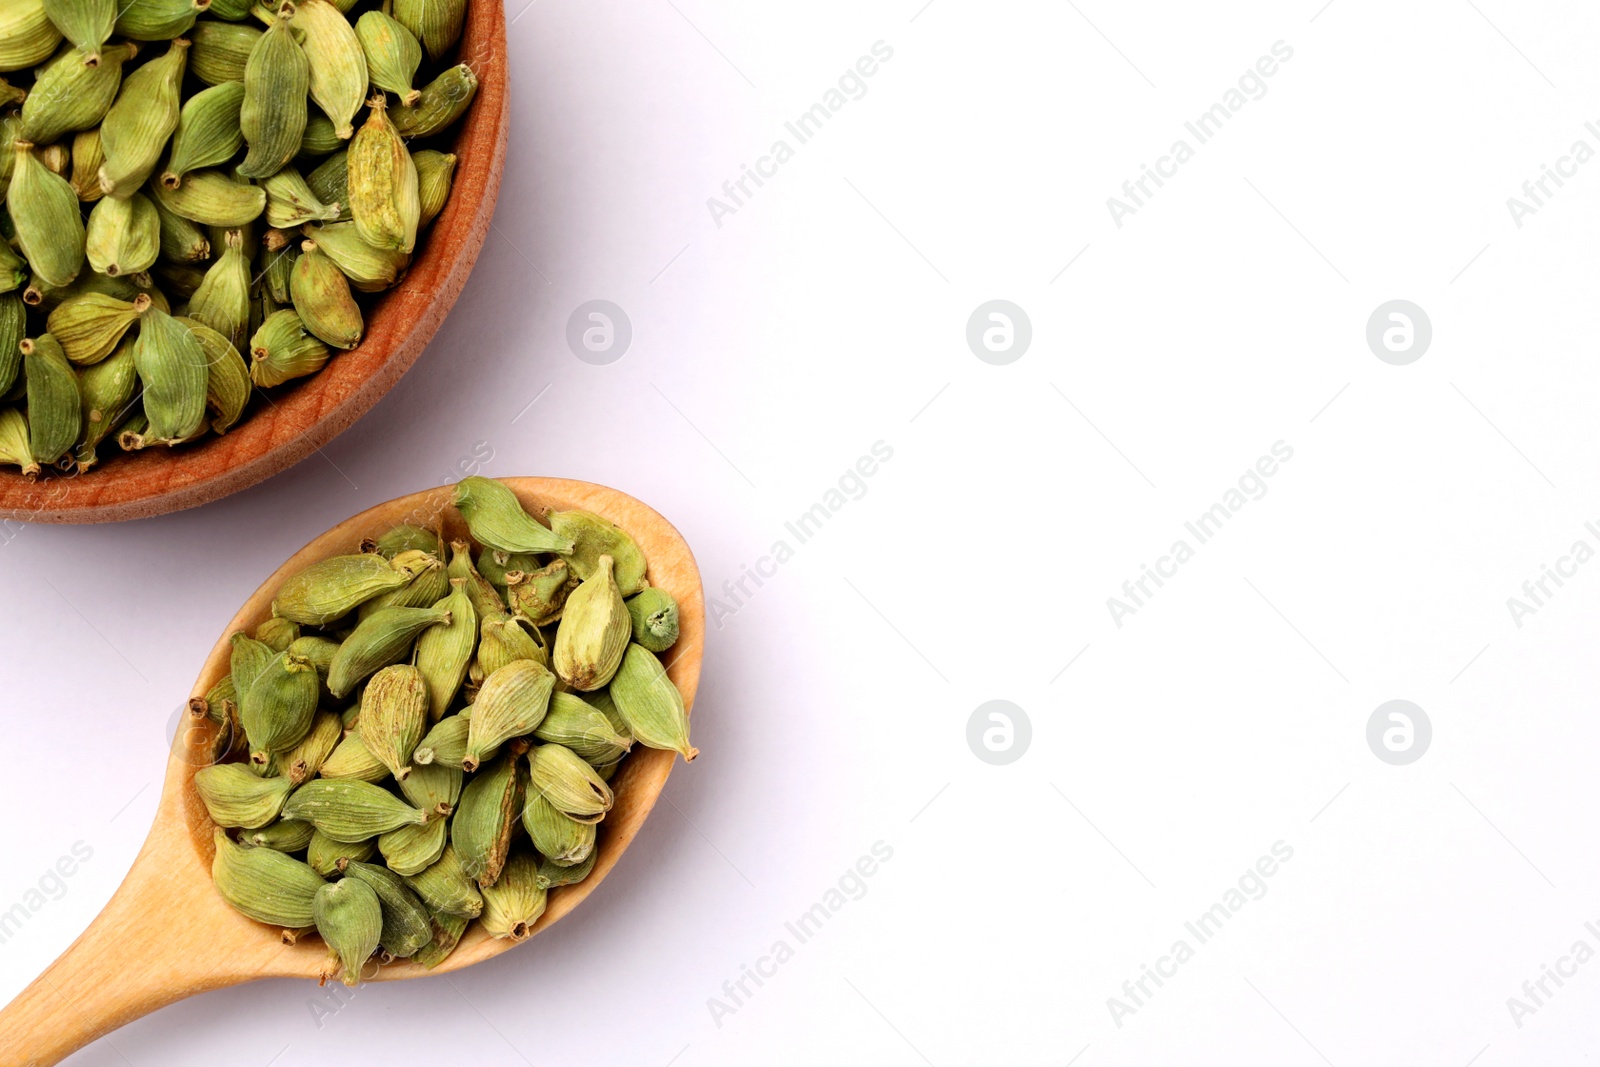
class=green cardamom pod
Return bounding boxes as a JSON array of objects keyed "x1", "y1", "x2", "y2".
[
  {"x1": 288, "y1": 237, "x2": 361, "y2": 349},
  {"x1": 298, "y1": 112, "x2": 342, "y2": 158},
  {"x1": 479, "y1": 851, "x2": 546, "y2": 941},
  {"x1": 403, "y1": 843, "x2": 482, "y2": 919},
  {"x1": 533, "y1": 692, "x2": 632, "y2": 766},
  {"x1": 262, "y1": 166, "x2": 341, "y2": 228},
  {"x1": 476, "y1": 613, "x2": 546, "y2": 679},
  {"x1": 132, "y1": 301, "x2": 208, "y2": 445},
  {"x1": 21, "y1": 333, "x2": 81, "y2": 465},
  {"x1": 163, "y1": 80, "x2": 247, "y2": 188},
  {"x1": 299, "y1": 219, "x2": 405, "y2": 290},
  {"x1": 447, "y1": 538, "x2": 507, "y2": 618},
  {"x1": 521, "y1": 790, "x2": 595, "y2": 868},
  {"x1": 68, "y1": 334, "x2": 137, "y2": 472},
  {"x1": 454, "y1": 477, "x2": 575, "y2": 555},
  {"x1": 208, "y1": 0, "x2": 252, "y2": 20},
  {"x1": 610, "y1": 642, "x2": 697, "y2": 762},
  {"x1": 306, "y1": 829, "x2": 375, "y2": 877},
  {"x1": 189, "y1": 228, "x2": 251, "y2": 352},
  {"x1": 248, "y1": 307, "x2": 331, "y2": 387},
  {"x1": 239, "y1": 2, "x2": 309, "y2": 180},
  {"x1": 202, "y1": 673, "x2": 239, "y2": 723},
  {"x1": 270, "y1": 708, "x2": 341, "y2": 783},
  {"x1": 241, "y1": 818, "x2": 316, "y2": 852},
  {"x1": 240, "y1": 649, "x2": 318, "y2": 761},
  {"x1": 349, "y1": 662, "x2": 428, "y2": 777},
  {"x1": 413, "y1": 711, "x2": 468, "y2": 768},
  {"x1": 272, "y1": 551, "x2": 423, "y2": 625},
  {"x1": 528, "y1": 744, "x2": 612, "y2": 823},
  {"x1": 0, "y1": 0, "x2": 64, "y2": 73},
  {"x1": 41, "y1": 0, "x2": 116, "y2": 64},
  {"x1": 114, "y1": 0, "x2": 210, "y2": 41},
  {"x1": 189, "y1": 18, "x2": 260, "y2": 85},
  {"x1": 0, "y1": 240, "x2": 29, "y2": 297},
  {"x1": 194, "y1": 762, "x2": 293, "y2": 828},
  {"x1": 0, "y1": 294, "x2": 23, "y2": 394},
  {"x1": 282, "y1": 779, "x2": 429, "y2": 842},
  {"x1": 553, "y1": 555, "x2": 630, "y2": 691},
  {"x1": 475, "y1": 547, "x2": 539, "y2": 590},
  {"x1": 304, "y1": 148, "x2": 350, "y2": 219},
  {"x1": 355, "y1": 549, "x2": 447, "y2": 617},
  {"x1": 463, "y1": 658, "x2": 553, "y2": 772},
  {"x1": 211, "y1": 827, "x2": 324, "y2": 929},
  {"x1": 152, "y1": 194, "x2": 210, "y2": 262},
  {"x1": 97, "y1": 37, "x2": 186, "y2": 198},
  {"x1": 0, "y1": 407, "x2": 40, "y2": 476},
  {"x1": 48, "y1": 291, "x2": 146, "y2": 364},
  {"x1": 377, "y1": 816, "x2": 447, "y2": 875},
  {"x1": 391, "y1": 0, "x2": 464, "y2": 64},
  {"x1": 295, "y1": 0, "x2": 365, "y2": 140},
  {"x1": 549, "y1": 509, "x2": 649, "y2": 595},
  {"x1": 413, "y1": 149, "x2": 456, "y2": 228},
  {"x1": 626, "y1": 587, "x2": 680, "y2": 653},
  {"x1": 411, "y1": 908, "x2": 466, "y2": 969},
  {"x1": 347, "y1": 94, "x2": 418, "y2": 253},
  {"x1": 176, "y1": 316, "x2": 252, "y2": 434},
  {"x1": 536, "y1": 844, "x2": 597, "y2": 890},
  {"x1": 503, "y1": 559, "x2": 569, "y2": 627},
  {"x1": 229, "y1": 630, "x2": 276, "y2": 704},
  {"x1": 21, "y1": 39, "x2": 136, "y2": 146},
  {"x1": 9, "y1": 140, "x2": 85, "y2": 289},
  {"x1": 313, "y1": 877, "x2": 382, "y2": 986},
  {"x1": 68, "y1": 128, "x2": 104, "y2": 204},
  {"x1": 356, "y1": 10, "x2": 421, "y2": 106},
  {"x1": 340, "y1": 860, "x2": 432, "y2": 959},
  {"x1": 319, "y1": 730, "x2": 390, "y2": 782},
  {"x1": 397, "y1": 758, "x2": 461, "y2": 819},
  {"x1": 151, "y1": 168, "x2": 266, "y2": 227},
  {"x1": 451, "y1": 751, "x2": 521, "y2": 887},
  {"x1": 390, "y1": 62, "x2": 477, "y2": 138},
  {"x1": 84, "y1": 192, "x2": 159, "y2": 277},
  {"x1": 414, "y1": 579, "x2": 476, "y2": 721}
]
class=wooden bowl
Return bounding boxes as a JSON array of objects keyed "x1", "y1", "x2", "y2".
[
  {"x1": 0, "y1": 2, "x2": 510, "y2": 525},
  {"x1": 0, "y1": 479, "x2": 704, "y2": 1066}
]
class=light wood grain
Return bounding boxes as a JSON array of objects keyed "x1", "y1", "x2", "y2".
[
  {"x1": 0, "y1": 1, "x2": 510, "y2": 525},
  {"x1": 0, "y1": 478, "x2": 705, "y2": 1066}
]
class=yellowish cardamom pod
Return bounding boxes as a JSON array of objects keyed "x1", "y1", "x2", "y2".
[
  {"x1": 521, "y1": 790, "x2": 596, "y2": 869},
  {"x1": 114, "y1": 0, "x2": 211, "y2": 41},
  {"x1": 451, "y1": 752, "x2": 521, "y2": 887},
  {"x1": 527, "y1": 743, "x2": 613, "y2": 822},
  {"x1": 189, "y1": 228, "x2": 251, "y2": 352},
  {"x1": 41, "y1": 0, "x2": 116, "y2": 65},
  {"x1": 20, "y1": 39, "x2": 136, "y2": 146},
  {"x1": 97, "y1": 37, "x2": 186, "y2": 198},
  {"x1": 174, "y1": 315, "x2": 251, "y2": 434},
  {"x1": 289, "y1": 237, "x2": 362, "y2": 349},
  {"x1": 68, "y1": 128, "x2": 105, "y2": 204},
  {"x1": 609, "y1": 642, "x2": 697, "y2": 762},
  {"x1": 47, "y1": 291, "x2": 146, "y2": 365},
  {"x1": 262, "y1": 166, "x2": 341, "y2": 228},
  {"x1": 320, "y1": 731, "x2": 390, "y2": 783},
  {"x1": 377, "y1": 816, "x2": 448, "y2": 875},
  {"x1": 478, "y1": 852, "x2": 546, "y2": 941},
  {"x1": 84, "y1": 192, "x2": 160, "y2": 277},
  {"x1": 163, "y1": 80, "x2": 246, "y2": 188},
  {"x1": 0, "y1": 0, "x2": 64, "y2": 73},
  {"x1": 504, "y1": 559, "x2": 570, "y2": 627},
  {"x1": 533, "y1": 691, "x2": 632, "y2": 766},
  {"x1": 152, "y1": 168, "x2": 266, "y2": 227},
  {"x1": 9, "y1": 140, "x2": 85, "y2": 289},
  {"x1": 356, "y1": 9, "x2": 421, "y2": 105},
  {"x1": 553, "y1": 555, "x2": 631, "y2": 691},
  {"x1": 347, "y1": 93, "x2": 418, "y2": 253},
  {"x1": 413, "y1": 149, "x2": 456, "y2": 227},
  {"x1": 189, "y1": 18, "x2": 259, "y2": 86},
  {"x1": 194, "y1": 763, "x2": 294, "y2": 828},
  {"x1": 68, "y1": 335, "x2": 138, "y2": 472},
  {"x1": 391, "y1": 0, "x2": 464, "y2": 64},
  {"x1": 300, "y1": 220, "x2": 407, "y2": 291},
  {"x1": 295, "y1": 0, "x2": 366, "y2": 139},
  {"x1": 549, "y1": 509, "x2": 649, "y2": 594},
  {"x1": 354, "y1": 662, "x2": 429, "y2": 778},
  {"x1": 249, "y1": 307, "x2": 331, "y2": 388},
  {"x1": 462, "y1": 658, "x2": 553, "y2": 772},
  {"x1": 0, "y1": 407, "x2": 40, "y2": 477}
]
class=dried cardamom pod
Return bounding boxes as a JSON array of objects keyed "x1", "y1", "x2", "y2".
[
  {"x1": 347, "y1": 93, "x2": 418, "y2": 253},
  {"x1": 447, "y1": 538, "x2": 507, "y2": 618},
  {"x1": 397, "y1": 758, "x2": 462, "y2": 819},
  {"x1": 68, "y1": 128, "x2": 105, "y2": 204},
  {"x1": 504, "y1": 559, "x2": 569, "y2": 627},
  {"x1": 549, "y1": 509, "x2": 648, "y2": 595},
  {"x1": 356, "y1": 10, "x2": 422, "y2": 105},
  {"x1": 454, "y1": 477, "x2": 574, "y2": 555},
  {"x1": 177, "y1": 316, "x2": 252, "y2": 434},
  {"x1": 299, "y1": 220, "x2": 406, "y2": 291},
  {"x1": 0, "y1": 242, "x2": 29, "y2": 297},
  {"x1": 390, "y1": 62, "x2": 477, "y2": 138},
  {"x1": 298, "y1": 113, "x2": 343, "y2": 158},
  {"x1": 20, "y1": 39, "x2": 136, "y2": 146},
  {"x1": 536, "y1": 844, "x2": 598, "y2": 890},
  {"x1": 41, "y1": 0, "x2": 116, "y2": 65},
  {"x1": 533, "y1": 692, "x2": 631, "y2": 766},
  {"x1": 150, "y1": 167, "x2": 266, "y2": 227},
  {"x1": 451, "y1": 751, "x2": 520, "y2": 887},
  {"x1": 610, "y1": 643, "x2": 697, "y2": 762},
  {"x1": 194, "y1": 762, "x2": 293, "y2": 828},
  {"x1": 163, "y1": 80, "x2": 246, "y2": 188},
  {"x1": 307, "y1": 829, "x2": 376, "y2": 877},
  {"x1": 84, "y1": 192, "x2": 160, "y2": 277},
  {"x1": 114, "y1": 0, "x2": 210, "y2": 41},
  {"x1": 249, "y1": 307, "x2": 331, "y2": 387},
  {"x1": 97, "y1": 37, "x2": 186, "y2": 198},
  {"x1": 281, "y1": 779, "x2": 429, "y2": 842},
  {"x1": 132, "y1": 301, "x2": 208, "y2": 445},
  {"x1": 521, "y1": 790, "x2": 595, "y2": 868},
  {"x1": 476, "y1": 613, "x2": 546, "y2": 678},
  {"x1": 414, "y1": 578, "x2": 476, "y2": 721},
  {"x1": 475, "y1": 547, "x2": 538, "y2": 590},
  {"x1": 304, "y1": 149, "x2": 350, "y2": 218},
  {"x1": 377, "y1": 815, "x2": 447, "y2": 875},
  {"x1": 10, "y1": 140, "x2": 85, "y2": 289},
  {"x1": 211, "y1": 827, "x2": 324, "y2": 929},
  {"x1": 0, "y1": 0, "x2": 64, "y2": 73},
  {"x1": 0, "y1": 407, "x2": 40, "y2": 476},
  {"x1": 68, "y1": 335, "x2": 138, "y2": 471},
  {"x1": 626, "y1": 587, "x2": 680, "y2": 652},
  {"x1": 402, "y1": 843, "x2": 482, "y2": 919},
  {"x1": 553, "y1": 555, "x2": 630, "y2": 691},
  {"x1": 413, "y1": 149, "x2": 456, "y2": 227},
  {"x1": 412, "y1": 908, "x2": 468, "y2": 969},
  {"x1": 239, "y1": 2, "x2": 309, "y2": 180},
  {"x1": 340, "y1": 860, "x2": 433, "y2": 959},
  {"x1": 528, "y1": 744, "x2": 613, "y2": 823},
  {"x1": 355, "y1": 549, "x2": 447, "y2": 617},
  {"x1": 262, "y1": 166, "x2": 341, "y2": 228},
  {"x1": 463, "y1": 658, "x2": 553, "y2": 771},
  {"x1": 21, "y1": 334, "x2": 81, "y2": 465},
  {"x1": 270, "y1": 709, "x2": 341, "y2": 783},
  {"x1": 319, "y1": 730, "x2": 390, "y2": 782},
  {"x1": 351, "y1": 662, "x2": 429, "y2": 777},
  {"x1": 479, "y1": 851, "x2": 546, "y2": 941},
  {"x1": 229, "y1": 630, "x2": 276, "y2": 703},
  {"x1": 240, "y1": 650, "x2": 318, "y2": 761},
  {"x1": 289, "y1": 238, "x2": 362, "y2": 349},
  {"x1": 271, "y1": 552, "x2": 421, "y2": 625},
  {"x1": 392, "y1": 0, "x2": 465, "y2": 63},
  {"x1": 313, "y1": 877, "x2": 382, "y2": 986},
  {"x1": 295, "y1": 0, "x2": 365, "y2": 139},
  {"x1": 0, "y1": 294, "x2": 23, "y2": 395},
  {"x1": 188, "y1": 18, "x2": 259, "y2": 85},
  {"x1": 242, "y1": 819, "x2": 316, "y2": 852},
  {"x1": 189, "y1": 229, "x2": 251, "y2": 352},
  {"x1": 413, "y1": 711, "x2": 468, "y2": 768},
  {"x1": 47, "y1": 291, "x2": 145, "y2": 365}
]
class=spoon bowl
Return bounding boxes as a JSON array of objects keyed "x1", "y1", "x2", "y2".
[{"x1": 0, "y1": 478, "x2": 704, "y2": 1066}]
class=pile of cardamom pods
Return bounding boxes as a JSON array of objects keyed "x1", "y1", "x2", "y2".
[
  {"x1": 192, "y1": 477, "x2": 696, "y2": 985},
  {"x1": 0, "y1": 0, "x2": 480, "y2": 477}
]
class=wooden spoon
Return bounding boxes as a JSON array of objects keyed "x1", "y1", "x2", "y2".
[
  {"x1": 0, "y1": 478, "x2": 704, "y2": 1066},
  {"x1": 0, "y1": 1, "x2": 510, "y2": 525}
]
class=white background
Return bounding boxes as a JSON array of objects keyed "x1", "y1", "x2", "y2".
[{"x1": 6, "y1": 0, "x2": 1600, "y2": 1063}]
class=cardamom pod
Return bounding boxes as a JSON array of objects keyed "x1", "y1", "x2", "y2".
[
  {"x1": 403, "y1": 844, "x2": 483, "y2": 919},
  {"x1": 9, "y1": 140, "x2": 85, "y2": 289},
  {"x1": 249, "y1": 307, "x2": 331, "y2": 387},
  {"x1": 132, "y1": 301, "x2": 208, "y2": 445},
  {"x1": 549, "y1": 509, "x2": 648, "y2": 595},
  {"x1": 114, "y1": 0, "x2": 210, "y2": 41},
  {"x1": 463, "y1": 658, "x2": 553, "y2": 771},
  {"x1": 41, "y1": 0, "x2": 116, "y2": 65},
  {"x1": 84, "y1": 192, "x2": 159, "y2": 277},
  {"x1": 97, "y1": 37, "x2": 186, "y2": 198},
  {"x1": 413, "y1": 149, "x2": 456, "y2": 227},
  {"x1": 475, "y1": 546, "x2": 538, "y2": 590},
  {"x1": 46, "y1": 291, "x2": 145, "y2": 364},
  {"x1": 626, "y1": 587, "x2": 680, "y2": 652},
  {"x1": 536, "y1": 844, "x2": 597, "y2": 890},
  {"x1": 269, "y1": 709, "x2": 341, "y2": 783},
  {"x1": 68, "y1": 128, "x2": 104, "y2": 204},
  {"x1": 392, "y1": 0, "x2": 465, "y2": 63},
  {"x1": 150, "y1": 168, "x2": 266, "y2": 227},
  {"x1": 320, "y1": 730, "x2": 390, "y2": 782},
  {"x1": 242, "y1": 819, "x2": 316, "y2": 852},
  {"x1": 289, "y1": 237, "x2": 361, "y2": 349},
  {"x1": 377, "y1": 815, "x2": 447, "y2": 875},
  {"x1": 0, "y1": 407, "x2": 40, "y2": 477},
  {"x1": 313, "y1": 877, "x2": 382, "y2": 986},
  {"x1": 0, "y1": 0, "x2": 64, "y2": 73},
  {"x1": 520, "y1": 790, "x2": 595, "y2": 868},
  {"x1": 239, "y1": 2, "x2": 309, "y2": 180},
  {"x1": 397, "y1": 758, "x2": 462, "y2": 818},
  {"x1": 20, "y1": 39, "x2": 135, "y2": 146},
  {"x1": 189, "y1": 18, "x2": 259, "y2": 85},
  {"x1": 0, "y1": 241, "x2": 29, "y2": 297},
  {"x1": 21, "y1": 334, "x2": 81, "y2": 465},
  {"x1": 340, "y1": 860, "x2": 432, "y2": 959},
  {"x1": 163, "y1": 80, "x2": 246, "y2": 188},
  {"x1": 262, "y1": 166, "x2": 341, "y2": 228},
  {"x1": 347, "y1": 93, "x2": 418, "y2": 253},
  {"x1": 355, "y1": 548, "x2": 446, "y2": 617},
  {"x1": 298, "y1": 112, "x2": 342, "y2": 158},
  {"x1": 152, "y1": 193, "x2": 210, "y2": 262},
  {"x1": 194, "y1": 762, "x2": 293, "y2": 828},
  {"x1": 356, "y1": 10, "x2": 421, "y2": 105},
  {"x1": 211, "y1": 827, "x2": 324, "y2": 929},
  {"x1": 533, "y1": 692, "x2": 631, "y2": 766},
  {"x1": 450, "y1": 751, "x2": 520, "y2": 887},
  {"x1": 295, "y1": 0, "x2": 365, "y2": 139},
  {"x1": 281, "y1": 779, "x2": 429, "y2": 842},
  {"x1": 390, "y1": 62, "x2": 477, "y2": 138},
  {"x1": 229, "y1": 630, "x2": 276, "y2": 704},
  {"x1": 307, "y1": 829, "x2": 376, "y2": 877},
  {"x1": 415, "y1": 578, "x2": 476, "y2": 721},
  {"x1": 478, "y1": 851, "x2": 546, "y2": 941},
  {"x1": 553, "y1": 554, "x2": 630, "y2": 691},
  {"x1": 304, "y1": 148, "x2": 351, "y2": 220},
  {"x1": 528, "y1": 744, "x2": 613, "y2": 822},
  {"x1": 271, "y1": 551, "x2": 419, "y2": 625},
  {"x1": 475, "y1": 612, "x2": 546, "y2": 678},
  {"x1": 68, "y1": 334, "x2": 138, "y2": 471},
  {"x1": 0, "y1": 294, "x2": 23, "y2": 394},
  {"x1": 240, "y1": 649, "x2": 318, "y2": 761},
  {"x1": 503, "y1": 559, "x2": 569, "y2": 627},
  {"x1": 447, "y1": 538, "x2": 507, "y2": 618},
  {"x1": 352, "y1": 662, "x2": 429, "y2": 776},
  {"x1": 177, "y1": 316, "x2": 252, "y2": 434},
  {"x1": 610, "y1": 643, "x2": 697, "y2": 762},
  {"x1": 189, "y1": 229, "x2": 251, "y2": 352},
  {"x1": 454, "y1": 477, "x2": 574, "y2": 555},
  {"x1": 412, "y1": 908, "x2": 467, "y2": 969},
  {"x1": 413, "y1": 711, "x2": 468, "y2": 768},
  {"x1": 299, "y1": 220, "x2": 406, "y2": 291}
]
